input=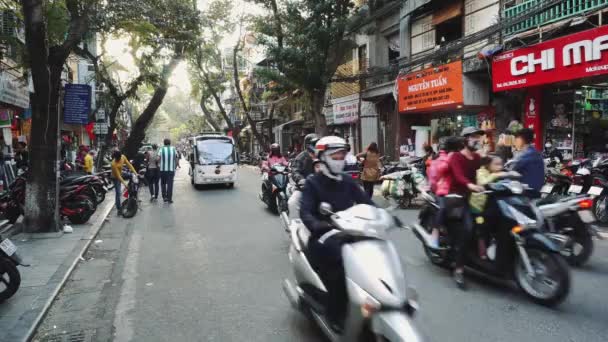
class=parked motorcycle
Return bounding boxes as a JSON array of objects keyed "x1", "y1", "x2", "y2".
[
  {"x1": 283, "y1": 203, "x2": 423, "y2": 341},
  {"x1": 259, "y1": 164, "x2": 289, "y2": 214},
  {"x1": 537, "y1": 195, "x2": 602, "y2": 266},
  {"x1": 60, "y1": 184, "x2": 97, "y2": 224},
  {"x1": 415, "y1": 178, "x2": 571, "y2": 306},
  {"x1": 61, "y1": 172, "x2": 108, "y2": 205},
  {"x1": 0, "y1": 234, "x2": 28, "y2": 302}
]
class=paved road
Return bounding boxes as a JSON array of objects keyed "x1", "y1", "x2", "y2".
[{"x1": 33, "y1": 165, "x2": 608, "y2": 342}]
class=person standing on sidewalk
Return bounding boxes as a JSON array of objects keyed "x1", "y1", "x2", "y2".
[
  {"x1": 111, "y1": 150, "x2": 137, "y2": 215},
  {"x1": 357, "y1": 142, "x2": 381, "y2": 199},
  {"x1": 159, "y1": 138, "x2": 180, "y2": 203},
  {"x1": 146, "y1": 144, "x2": 160, "y2": 200},
  {"x1": 83, "y1": 149, "x2": 94, "y2": 174}
]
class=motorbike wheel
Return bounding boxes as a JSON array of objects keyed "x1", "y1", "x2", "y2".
[
  {"x1": 594, "y1": 195, "x2": 608, "y2": 224},
  {"x1": 398, "y1": 195, "x2": 413, "y2": 209},
  {"x1": 121, "y1": 198, "x2": 138, "y2": 218},
  {"x1": 564, "y1": 230, "x2": 594, "y2": 267},
  {"x1": 0, "y1": 257, "x2": 21, "y2": 302},
  {"x1": 514, "y1": 248, "x2": 570, "y2": 307},
  {"x1": 5, "y1": 202, "x2": 21, "y2": 224},
  {"x1": 93, "y1": 185, "x2": 106, "y2": 204}
]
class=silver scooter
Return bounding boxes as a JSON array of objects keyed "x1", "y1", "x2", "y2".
[{"x1": 283, "y1": 203, "x2": 423, "y2": 342}]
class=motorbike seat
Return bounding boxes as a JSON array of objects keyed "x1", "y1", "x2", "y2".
[{"x1": 297, "y1": 226, "x2": 311, "y2": 249}]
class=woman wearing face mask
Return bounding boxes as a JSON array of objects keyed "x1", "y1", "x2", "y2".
[
  {"x1": 444, "y1": 127, "x2": 485, "y2": 289},
  {"x1": 543, "y1": 139, "x2": 563, "y2": 164}
]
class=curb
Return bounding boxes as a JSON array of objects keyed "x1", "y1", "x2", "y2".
[{"x1": 23, "y1": 199, "x2": 115, "y2": 342}]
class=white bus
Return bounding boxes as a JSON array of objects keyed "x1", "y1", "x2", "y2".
[{"x1": 188, "y1": 134, "x2": 237, "y2": 188}]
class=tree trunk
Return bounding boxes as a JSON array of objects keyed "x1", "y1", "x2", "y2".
[
  {"x1": 122, "y1": 56, "x2": 180, "y2": 158},
  {"x1": 199, "y1": 96, "x2": 221, "y2": 131},
  {"x1": 311, "y1": 89, "x2": 328, "y2": 136},
  {"x1": 21, "y1": 0, "x2": 59, "y2": 233},
  {"x1": 202, "y1": 74, "x2": 233, "y2": 131},
  {"x1": 96, "y1": 101, "x2": 121, "y2": 169},
  {"x1": 232, "y1": 46, "x2": 266, "y2": 150}
]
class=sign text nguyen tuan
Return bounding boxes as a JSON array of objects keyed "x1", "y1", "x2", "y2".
[
  {"x1": 493, "y1": 26, "x2": 608, "y2": 92},
  {"x1": 398, "y1": 61, "x2": 463, "y2": 113}
]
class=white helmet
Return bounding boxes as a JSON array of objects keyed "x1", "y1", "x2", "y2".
[{"x1": 315, "y1": 136, "x2": 348, "y2": 180}]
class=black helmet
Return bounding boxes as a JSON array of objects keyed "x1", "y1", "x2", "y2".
[{"x1": 304, "y1": 133, "x2": 320, "y2": 152}]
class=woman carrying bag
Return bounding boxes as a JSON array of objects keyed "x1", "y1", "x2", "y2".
[{"x1": 357, "y1": 142, "x2": 381, "y2": 199}]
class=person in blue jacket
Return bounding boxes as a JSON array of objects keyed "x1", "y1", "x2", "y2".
[
  {"x1": 512, "y1": 128, "x2": 545, "y2": 197},
  {"x1": 300, "y1": 135, "x2": 373, "y2": 329}
]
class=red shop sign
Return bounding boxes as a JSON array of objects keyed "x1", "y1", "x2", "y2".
[{"x1": 493, "y1": 26, "x2": 608, "y2": 92}]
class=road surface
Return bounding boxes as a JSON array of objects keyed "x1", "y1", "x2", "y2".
[{"x1": 33, "y1": 165, "x2": 608, "y2": 342}]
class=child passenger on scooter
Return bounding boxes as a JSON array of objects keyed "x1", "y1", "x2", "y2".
[{"x1": 470, "y1": 155, "x2": 510, "y2": 258}]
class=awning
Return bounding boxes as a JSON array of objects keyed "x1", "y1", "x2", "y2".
[
  {"x1": 272, "y1": 119, "x2": 303, "y2": 133},
  {"x1": 432, "y1": 1, "x2": 462, "y2": 26}
]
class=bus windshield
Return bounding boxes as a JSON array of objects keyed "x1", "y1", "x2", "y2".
[{"x1": 196, "y1": 139, "x2": 235, "y2": 165}]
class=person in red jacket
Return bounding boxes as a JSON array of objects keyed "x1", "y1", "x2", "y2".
[
  {"x1": 428, "y1": 136, "x2": 463, "y2": 247},
  {"x1": 446, "y1": 127, "x2": 485, "y2": 289}
]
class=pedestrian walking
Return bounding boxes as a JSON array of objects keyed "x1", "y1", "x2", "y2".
[
  {"x1": 357, "y1": 142, "x2": 381, "y2": 199},
  {"x1": 159, "y1": 138, "x2": 180, "y2": 203},
  {"x1": 111, "y1": 150, "x2": 137, "y2": 215},
  {"x1": 146, "y1": 144, "x2": 160, "y2": 200},
  {"x1": 83, "y1": 150, "x2": 94, "y2": 174}
]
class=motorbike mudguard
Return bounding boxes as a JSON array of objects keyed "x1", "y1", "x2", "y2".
[
  {"x1": 520, "y1": 230, "x2": 561, "y2": 253},
  {"x1": 371, "y1": 311, "x2": 424, "y2": 342}
]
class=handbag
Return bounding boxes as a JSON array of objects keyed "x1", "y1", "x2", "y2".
[{"x1": 443, "y1": 195, "x2": 467, "y2": 219}]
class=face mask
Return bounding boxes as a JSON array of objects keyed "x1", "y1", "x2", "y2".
[
  {"x1": 325, "y1": 158, "x2": 345, "y2": 174},
  {"x1": 545, "y1": 143, "x2": 552, "y2": 149},
  {"x1": 467, "y1": 139, "x2": 481, "y2": 151}
]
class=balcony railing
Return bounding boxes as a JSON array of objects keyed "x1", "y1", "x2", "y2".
[{"x1": 504, "y1": 0, "x2": 608, "y2": 35}]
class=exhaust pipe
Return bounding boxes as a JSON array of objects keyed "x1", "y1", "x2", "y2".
[
  {"x1": 281, "y1": 212, "x2": 291, "y2": 233},
  {"x1": 411, "y1": 223, "x2": 434, "y2": 246},
  {"x1": 282, "y1": 279, "x2": 301, "y2": 309}
]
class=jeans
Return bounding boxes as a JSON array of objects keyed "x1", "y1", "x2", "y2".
[
  {"x1": 114, "y1": 179, "x2": 122, "y2": 210},
  {"x1": 362, "y1": 181, "x2": 374, "y2": 199},
  {"x1": 147, "y1": 168, "x2": 160, "y2": 198},
  {"x1": 160, "y1": 171, "x2": 175, "y2": 200}
]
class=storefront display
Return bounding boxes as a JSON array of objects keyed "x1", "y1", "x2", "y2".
[{"x1": 493, "y1": 26, "x2": 608, "y2": 160}]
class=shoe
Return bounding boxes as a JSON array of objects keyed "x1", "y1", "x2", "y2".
[
  {"x1": 453, "y1": 269, "x2": 466, "y2": 290},
  {"x1": 116, "y1": 210, "x2": 122, "y2": 217},
  {"x1": 163, "y1": 198, "x2": 168, "y2": 202},
  {"x1": 429, "y1": 238, "x2": 439, "y2": 249},
  {"x1": 168, "y1": 200, "x2": 173, "y2": 204}
]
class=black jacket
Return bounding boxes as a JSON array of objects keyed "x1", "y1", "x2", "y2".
[
  {"x1": 300, "y1": 173, "x2": 373, "y2": 237},
  {"x1": 292, "y1": 151, "x2": 314, "y2": 183}
]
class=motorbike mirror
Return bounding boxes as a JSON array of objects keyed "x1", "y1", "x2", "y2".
[
  {"x1": 319, "y1": 202, "x2": 334, "y2": 216},
  {"x1": 405, "y1": 286, "x2": 419, "y2": 316}
]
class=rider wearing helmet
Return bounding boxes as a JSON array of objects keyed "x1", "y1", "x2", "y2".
[
  {"x1": 262, "y1": 143, "x2": 288, "y2": 172},
  {"x1": 292, "y1": 133, "x2": 320, "y2": 183},
  {"x1": 300, "y1": 136, "x2": 373, "y2": 328}
]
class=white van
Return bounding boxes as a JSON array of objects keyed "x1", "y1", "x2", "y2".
[{"x1": 188, "y1": 134, "x2": 237, "y2": 188}]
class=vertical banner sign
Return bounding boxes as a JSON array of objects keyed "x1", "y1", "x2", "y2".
[
  {"x1": 524, "y1": 88, "x2": 543, "y2": 150},
  {"x1": 398, "y1": 61, "x2": 463, "y2": 113},
  {"x1": 63, "y1": 84, "x2": 91, "y2": 125}
]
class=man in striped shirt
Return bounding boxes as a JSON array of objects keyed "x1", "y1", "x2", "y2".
[{"x1": 159, "y1": 138, "x2": 180, "y2": 203}]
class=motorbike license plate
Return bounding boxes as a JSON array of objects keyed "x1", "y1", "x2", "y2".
[
  {"x1": 568, "y1": 185, "x2": 583, "y2": 194},
  {"x1": 588, "y1": 186, "x2": 603, "y2": 196},
  {"x1": 578, "y1": 210, "x2": 596, "y2": 223},
  {"x1": 0, "y1": 238, "x2": 17, "y2": 256},
  {"x1": 540, "y1": 184, "x2": 554, "y2": 194}
]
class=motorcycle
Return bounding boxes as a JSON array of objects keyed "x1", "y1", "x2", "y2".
[
  {"x1": 61, "y1": 172, "x2": 108, "y2": 205},
  {"x1": 414, "y1": 178, "x2": 571, "y2": 306},
  {"x1": 259, "y1": 164, "x2": 290, "y2": 215},
  {"x1": 121, "y1": 171, "x2": 144, "y2": 219},
  {"x1": 60, "y1": 184, "x2": 97, "y2": 224},
  {"x1": 283, "y1": 203, "x2": 423, "y2": 342},
  {"x1": 0, "y1": 234, "x2": 28, "y2": 302},
  {"x1": 536, "y1": 195, "x2": 602, "y2": 266}
]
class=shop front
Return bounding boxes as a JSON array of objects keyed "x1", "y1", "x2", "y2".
[
  {"x1": 493, "y1": 26, "x2": 608, "y2": 161},
  {"x1": 397, "y1": 60, "x2": 494, "y2": 156},
  {"x1": 329, "y1": 94, "x2": 360, "y2": 152}
]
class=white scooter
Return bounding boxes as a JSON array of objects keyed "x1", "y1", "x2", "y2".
[{"x1": 283, "y1": 203, "x2": 423, "y2": 342}]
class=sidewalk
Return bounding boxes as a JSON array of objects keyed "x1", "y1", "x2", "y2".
[{"x1": 0, "y1": 199, "x2": 114, "y2": 342}]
